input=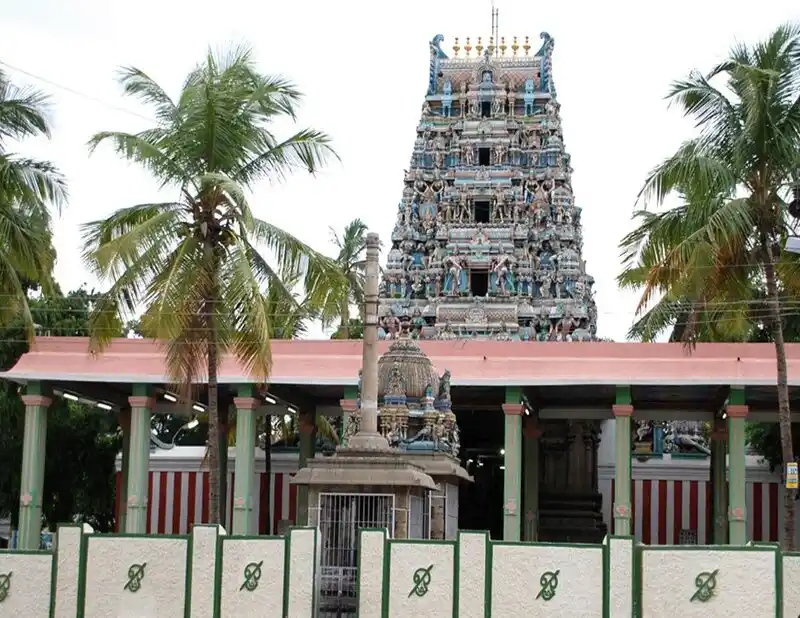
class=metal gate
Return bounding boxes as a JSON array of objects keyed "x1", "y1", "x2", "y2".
[{"x1": 317, "y1": 493, "x2": 394, "y2": 617}]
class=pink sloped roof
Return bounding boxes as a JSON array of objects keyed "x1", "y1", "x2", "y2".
[{"x1": 0, "y1": 336, "x2": 799, "y2": 386}]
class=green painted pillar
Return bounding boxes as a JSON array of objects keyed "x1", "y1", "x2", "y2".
[
  {"x1": 296, "y1": 409, "x2": 316, "y2": 526},
  {"x1": 502, "y1": 386, "x2": 523, "y2": 541},
  {"x1": 18, "y1": 383, "x2": 51, "y2": 550},
  {"x1": 613, "y1": 386, "x2": 633, "y2": 537},
  {"x1": 727, "y1": 388, "x2": 748, "y2": 545},
  {"x1": 126, "y1": 385, "x2": 154, "y2": 534},
  {"x1": 232, "y1": 388, "x2": 260, "y2": 536},
  {"x1": 117, "y1": 407, "x2": 132, "y2": 533},
  {"x1": 340, "y1": 385, "x2": 358, "y2": 443},
  {"x1": 522, "y1": 413, "x2": 541, "y2": 541},
  {"x1": 710, "y1": 417, "x2": 729, "y2": 544}
]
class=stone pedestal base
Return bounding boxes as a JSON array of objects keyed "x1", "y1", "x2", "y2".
[{"x1": 538, "y1": 491, "x2": 607, "y2": 543}]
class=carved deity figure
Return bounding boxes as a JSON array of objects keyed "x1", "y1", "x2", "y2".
[
  {"x1": 422, "y1": 101, "x2": 432, "y2": 117},
  {"x1": 493, "y1": 254, "x2": 515, "y2": 295},
  {"x1": 443, "y1": 255, "x2": 464, "y2": 295},
  {"x1": 458, "y1": 191, "x2": 471, "y2": 222},
  {"x1": 494, "y1": 141, "x2": 506, "y2": 165},
  {"x1": 462, "y1": 142, "x2": 474, "y2": 166}
]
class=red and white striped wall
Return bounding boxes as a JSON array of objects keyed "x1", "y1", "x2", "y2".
[
  {"x1": 119, "y1": 448, "x2": 783, "y2": 544},
  {"x1": 114, "y1": 447, "x2": 299, "y2": 535},
  {"x1": 599, "y1": 456, "x2": 782, "y2": 544}
]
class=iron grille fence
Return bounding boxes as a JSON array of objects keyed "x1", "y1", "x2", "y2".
[{"x1": 317, "y1": 493, "x2": 394, "y2": 617}]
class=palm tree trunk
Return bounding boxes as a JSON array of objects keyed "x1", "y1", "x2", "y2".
[
  {"x1": 764, "y1": 240, "x2": 796, "y2": 550},
  {"x1": 340, "y1": 299, "x2": 350, "y2": 339},
  {"x1": 207, "y1": 341, "x2": 221, "y2": 525}
]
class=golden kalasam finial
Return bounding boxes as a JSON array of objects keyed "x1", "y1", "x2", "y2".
[
  {"x1": 488, "y1": 36, "x2": 495, "y2": 56},
  {"x1": 453, "y1": 37, "x2": 460, "y2": 57},
  {"x1": 523, "y1": 35, "x2": 531, "y2": 56},
  {"x1": 464, "y1": 37, "x2": 472, "y2": 57},
  {"x1": 500, "y1": 36, "x2": 507, "y2": 56},
  {"x1": 476, "y1": 36, "x2": 484, "y2": 56},
  {"x1": 511, "y1": 36, "x2": 519, "y2": 56}
]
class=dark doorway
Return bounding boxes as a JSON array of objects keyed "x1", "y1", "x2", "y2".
[
  {"x1": 470, "y1": 270, "x2": 488, "y2": 297},
  {"x1": 481, "y1": 101, "x2": 491, "y2": 118},
  {"x1": 456, "y1": 405, "x2": 505, "y2": 540},
  {"x1": 478, "y1": 148, "x2": 490, "y2": 166},
  {"x1": 474, "y1": 200, "x2": 490, "y2": 223}
]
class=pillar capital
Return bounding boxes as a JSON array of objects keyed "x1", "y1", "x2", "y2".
[
  {"x1": 20, "y1": 394, "x2": 51, "y2": 408},
  {"x1": 502, "y1": 403, "x2": 524, "y2": 416},
  {"x1": 233, "y1": 396, "x2": 261, "y2": 410},
  {"x1": 612, "y1": 404, "x2": 633, "y2": 417},
  {"x1": 726, "y1": 404, "x2": 749, "y2": 418},
  {"x1": 128, "y1": 395, "x2": 155, "y2": 409},
  {"x1": 340, "y1": 398, "x2": 359, "y2": 413}
]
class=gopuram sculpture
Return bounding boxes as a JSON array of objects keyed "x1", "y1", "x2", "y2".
[
  {"x1": 378, "y1": 33, "x2": 597, "y2": 342},
  {"x1": 375, "y1": 33, "x2": 606, "y2": 543}
]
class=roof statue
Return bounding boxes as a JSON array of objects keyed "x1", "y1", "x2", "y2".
[{"x1": 377, "y1": 33, "x2": 596, "y2": 342}]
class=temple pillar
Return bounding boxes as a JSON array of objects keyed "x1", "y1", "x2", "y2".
[
  {"x1": 522, "y1": 415, "x2": 541, "y2": 541},
  {"x1": 612, "y1": 386, "x2": 633, "y2": 537},
  {"x1": 232, "y1": 392, "x2": 260, "y2": 535},
  {"x1": 296, "y1": 409, "x2": 316, "y2": 525},
  {"x1": 17, "y1": 384, "x2": 51, "y2": 550},
  {"x1": 502, "y1": 386, "x2": 523, "y2": 541},
  {"x1": 117, "y1": 406, "x2": 131, "y2": 532},
  {"x1": 126, "y1": 386, "x2": 154, "y2": 534},
  {"x1": 345, "y1": 233, "x2": 389, "y2": 452},
  {"x1": 710, "y1": 417, "x2": 729, "y2": 544},
  {"x1": 727, "y1": 388, "x2": 748, "y2": 545}
]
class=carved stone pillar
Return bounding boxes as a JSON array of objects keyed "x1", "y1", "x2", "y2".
[{"x1": 538, "y1": 419, "x2": 606, "y2": 543}]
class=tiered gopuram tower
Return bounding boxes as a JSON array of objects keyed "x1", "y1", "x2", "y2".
[{"x1": 378, "y1": 33, "x2": 597, "y2": 341}]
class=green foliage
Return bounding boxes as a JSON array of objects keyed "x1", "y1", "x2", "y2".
[
  {"x1": 330, "y1": 317, "x2": 364, "y2": 339},
  {"x1": 618, "y1": 23, "x2": 800, "y2": 343},
  {"x1": 0, "y1": 68, "x2": 67, "y2": 341},
  {"x1": 617, "y1": 26, "x2": 800, "y2": 545},
  {"x1": 317, "y1": 219, "x2": 369, "y2": 338},
  {"x1": 82, "y1": 45, "x2": 344, "y2": 523},
  {"x1": 0, "y1": 288, "x2": 121, "y2": 531}
]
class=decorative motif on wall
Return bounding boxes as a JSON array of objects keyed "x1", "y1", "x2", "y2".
[
  {"x1": 124, "y1": 563, "x2": 147, "y2": 593},
  {"x1": 408, "y1": 564, "x2": 434, "y2": 598},
  {"x1": 240, "y1": 561, "x2": 263, "y2": 592},
  {"x1": 690, "y1": 569, "x2": 718, "y2": 602},
  {"x1": 536, "y1": 569, "x2": 559, "y2": 601},
  {"x1": 0, "y1": 571, "x2": 11, "y2": 602}
]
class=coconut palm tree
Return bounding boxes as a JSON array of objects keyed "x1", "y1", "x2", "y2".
[
  {"x1": 319, "y1": 218, "x2": 368, "y2": 339},
  {"x1": 0, "y1": 69, "x2": 66, "y2": 339},
  {"x1": 618, "y1": 23, "x2": 800, "y2": 548},
  {"x1": 81, "y1": 45, "x2": 345, "y2": 525}
]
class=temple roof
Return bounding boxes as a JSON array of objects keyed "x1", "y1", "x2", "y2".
[
  {"x1": 2, "y1": 337, "x2": 800, "y2": 387},
  {"x1": 377, "y1": 336, "x2": 440, "y2": 399}
]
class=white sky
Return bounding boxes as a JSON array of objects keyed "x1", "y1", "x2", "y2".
[{"x1": 2, "y1": 0, "x2": 798, "y2": 341}]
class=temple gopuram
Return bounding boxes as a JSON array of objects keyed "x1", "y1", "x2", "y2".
[{"x1": 379, "y1": 33, "x2": 596, "y2": 342}]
